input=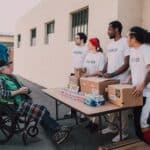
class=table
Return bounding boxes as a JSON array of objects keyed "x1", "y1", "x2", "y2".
[{"x1": 42, "y1": 88, "x2": 139, "y2": 143}]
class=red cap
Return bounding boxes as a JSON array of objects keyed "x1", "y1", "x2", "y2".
[{"x1": 89, "y1": 38, "x2": 100, "y2": 49}]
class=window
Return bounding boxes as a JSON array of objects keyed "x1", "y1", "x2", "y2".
[
  {"x1": 17, "y1": 34, "x2": 21, "y2": 48},
  {"x1": 45, "y1": 21, "x2": 55, "y2": 44},
  {"x1": 30, "y1": 28, "x2": 36, "y2": 46},
  {"x1": 71, "y1": 7, "x2": 88, "y2": 41}
]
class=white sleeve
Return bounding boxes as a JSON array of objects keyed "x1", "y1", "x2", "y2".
[
  {"x1": 143, "y1": 46, "x2": 150, "y2": 66},
  {"x1": 124, "y1": 39, "x2": 130, "y2": 57},
  {"x1": 98, "y1": 54, "x2": 105, "y2": 71},
  {"x1": 82, "y1": 56, "x2": 87, "y2": 68}
]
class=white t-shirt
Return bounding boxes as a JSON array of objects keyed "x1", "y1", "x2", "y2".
[
  {"x1": 83, "y1": 51, "x2": 105, "y2": 75},
  {"x1": 72, "y1": 45, "x2": 88, "y2": 70},
  {"x1": 130, "y1": 44, "x2": 150, "y2": 97},
  {"x1": 107, "y1": 37, "x2": 130, "y2": 83}
]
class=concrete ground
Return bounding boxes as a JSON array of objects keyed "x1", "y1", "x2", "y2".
[{"x1": 0, "y1": 76, "x2": 137, "y2": 150}]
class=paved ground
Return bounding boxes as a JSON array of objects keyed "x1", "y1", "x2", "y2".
[{"x1": 0, "y1": 76, "x2": 137, "y2": 150}]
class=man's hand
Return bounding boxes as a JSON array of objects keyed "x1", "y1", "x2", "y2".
[
  {"x1": 83, "y1": 73, "x2": 89, "y2": 78},
  {"x1": 103, "y1": 73, "x2": 112, "y2": 78},
  {"x1": 132, "y1": 82, "x2": 145, "y2": 97},
  {"x1": 98, "y1": 71, "x2": 104, "y2": 77},
  {"x1": 18, "y1": 87, "x2": 29, "y2": 94}
]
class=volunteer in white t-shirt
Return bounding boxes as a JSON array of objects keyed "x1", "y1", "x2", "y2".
[
  {"x1": 65, "y1": 32, "x2": 88, "y2": 119},
  {"x1": 127, "y1": 26, "x2": 150, "y2": 144},
  {"x1": 82, "y1": 37, "x2": 105, "y2": 77},
  {"x1": 71, "y1": 32, "x2": 88, "y2": 73},
  {"x1": 82, "y1": 37, "x2": 105, "y2": 132},
  {"x1": 101, "y1": 21, "x2": 130, "y2": 143}
]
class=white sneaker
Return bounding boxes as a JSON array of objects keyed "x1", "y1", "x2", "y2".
[
  {"x1": 101, "y1": 127, "x2": 118, "y2": 134},
  {"x1": 112, "y1": 133, "x2": 128, "y2": 143}
]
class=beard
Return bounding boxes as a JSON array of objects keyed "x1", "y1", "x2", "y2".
[{"x1": 109, "y1": 34, "x2": 115, "y2": 39}]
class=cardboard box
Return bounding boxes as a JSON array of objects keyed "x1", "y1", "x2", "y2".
[
  {"x1": 68, "y1": 75, "x2": 80, "y2": 92},
  {"x1": 108, "y1": 84, "x2": 143, "y2": 107},
  {"x1": 68, "y1": 75, "x2": 79, "y2": 86},
  {"x1": 80, "y1": 77, "x2": 120, "y2": 98},
  {"x1": 74, "y1": 68, "x2": 84, "y2": 78}
]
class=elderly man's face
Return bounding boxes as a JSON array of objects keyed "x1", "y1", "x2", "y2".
[{"x1": 0, "y1": 66, "x2": 13, "y2": 75}]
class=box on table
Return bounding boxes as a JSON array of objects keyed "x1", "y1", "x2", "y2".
[
  {"x1": 80, "y1": 77, "x2": 120, "y2": 99},
  {"x1": 68, "y1": 75, "x2": 80, "y2": 92},
  {"x1": 74, "y1": 68, "x2": 84, "y2": 78},
  {"x1": 108, "y1": 84, "x2": 143, "y2": 107}
]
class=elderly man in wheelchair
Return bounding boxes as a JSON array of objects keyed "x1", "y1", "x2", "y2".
[{"x1": 0, "y1": 60, "x2": 71, "y2": 145}]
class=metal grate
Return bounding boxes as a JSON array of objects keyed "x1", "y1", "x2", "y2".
[
  {"x1": 17, "y1": 34, "x2": 21, "y2": 48},
  {"x1": 71, "y1": 8, "x2": 88, "y2": 41},
  {"x1": 45, "y1": 21, "x2": 55, "y2": 44},
  {"x1": 31, "y1": 28, "x2": 36, "y2": 46}
]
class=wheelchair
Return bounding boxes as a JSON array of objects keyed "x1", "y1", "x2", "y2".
[{"x1": 0, "y1": 102, "x2": 39, "y2": 145}]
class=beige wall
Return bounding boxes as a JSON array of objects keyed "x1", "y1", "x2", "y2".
[
  {"x1": 14, "y1": 0, "x2": 118, "y2": 88},
  {"x1": 142, "y1": 0, "x2": 150, "y2": 29},
  {"x1": 14, "y1": 0, "x2": 148, "y2": 88},
  {"x1": 118, "y1": 0, "x2": 142, "y2": 35}
]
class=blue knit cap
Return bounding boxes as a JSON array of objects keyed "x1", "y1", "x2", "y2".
[{"x1": 0, "y1": 43, "x2": 8, "y2": 62}]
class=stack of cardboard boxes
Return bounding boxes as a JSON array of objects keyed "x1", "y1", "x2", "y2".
[
  {"x1": 68, "y1": 68, "x2": 84, "y2": 92},
  {"x1": 80, "y1": 77, "x2": 119, "y2": 99},
  {"x1": 68, "y1": 71, "x2": 143, "y2": 107}
]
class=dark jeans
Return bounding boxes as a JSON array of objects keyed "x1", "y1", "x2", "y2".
[
  {"x1": 40, "y1": 110, "x2": 60, "y2": 137},
  {"x1": 133, "y1": 98, "x2": 146, "y2": 140}
]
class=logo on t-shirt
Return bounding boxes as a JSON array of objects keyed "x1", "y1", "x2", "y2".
[
  {"x1": 131, "y1": 57, "x2": 140, "y2": 63},
  {"x1": 86, "y1": 60, "x2": 96, "y2": 64},
  {"x1": 73, "y1": 51, "x2": 83, "y2": 55},
  {"x1": 108, "y1": 48, "x2": 118, "y2": 53}
]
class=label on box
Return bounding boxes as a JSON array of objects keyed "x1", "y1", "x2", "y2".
[
  {"x1": 109, "y1": 94, "x2": 117, "y2": 101},
  {"x1": 115, "y1": 89, "x2": 121, "y2": 98}
]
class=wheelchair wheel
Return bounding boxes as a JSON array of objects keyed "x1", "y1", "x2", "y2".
[
  {"x1": 0, "y1": 108, "x2": 16, "y2": 144},
  {"x1": 27, "y1": 126, "x2": 39, "y2": 137}
]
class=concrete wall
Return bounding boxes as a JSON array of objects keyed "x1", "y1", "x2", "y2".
[
  {"x1": 142, "y1": 0, "x2": 150, "y2": 29},
  {"x1": 14, "y1": 0, "x2": 118, "y2": 88},
  {"x1": 117, "y1": 0, "x2": 142, "y2": 35},
  {"x1": 14, "y1": 0, "x2": 148, "y2": 88}
]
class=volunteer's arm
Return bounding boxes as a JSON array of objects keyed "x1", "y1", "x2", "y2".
[
  {"x1": 133, "y1": 65, "x2": 150, "y2": 96},
  {"x1": 84, "y1": 71, "x2": 100, "y2": 77},
  {"x1": 103, "y1": 56, "x2": 129, "y2": 78},
  {"x1": 98, "y1": 62, "x2": 108, "y2": 77}
]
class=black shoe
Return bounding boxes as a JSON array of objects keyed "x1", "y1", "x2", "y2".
[
  {"x1": 64, "y1": 114, "x2": 73, "y2": 119},
  {"x1": 85, "y1": 121, "x2": 93, "y2": 129},
  {"x1": 52, "y1": 130, "x2": 70, "y2": 144},
  {"x1": 79, "y1": 117, "x2": 88, "y2": 123},
  {"x1": 90, "y1": 123, "x2": 98, "y2": 133},
  {"x1": 85, "y1": 122, "x2": 98, "y2": 133},
  {"x1": 52, "y1": 126, "x2": 71, "y2": 144},
  {"x1": 64, "y1": 110, "x2": 76, "y2": 119}
]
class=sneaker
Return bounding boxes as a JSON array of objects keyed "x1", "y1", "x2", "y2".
[
  {"x1": 85, "y1": 121, "x2": 93, "y2": 129},
  {"x1": 101, "y1": 127, "x2": 118, "y2": 135},
  {"x1": 85, "y1": 122, "x2": 98, "y2": 133},
  {"x1": 90, "y1": 123, "x2": 99, "y2": 133},
  {"x1": 64, "y1": 111, "x2": 72, "y2": 119},
  {"x1": 59, "y1": 126, "x2": 72, "y2": 132},
  {"x1": 52, "y1": 130, "x2": 70, "y2": 144},
  {"x1": 79, "y1": 118, "x2": 88, "y2": 123},
  {"x1": 112, "y1": 133, "x2": 128, "y2": 143}
]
